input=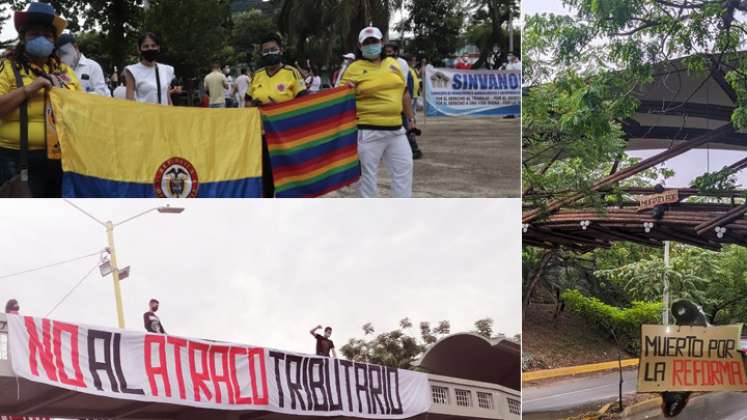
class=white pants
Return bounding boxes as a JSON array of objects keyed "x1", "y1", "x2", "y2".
[{"x1": 357, "y1": 128, "x2": 413, "y2": 198}]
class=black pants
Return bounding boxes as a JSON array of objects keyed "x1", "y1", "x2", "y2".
[
  {"x1": 0, "y1": 147, "x2": 62, "y2": 198},
  {"x1": 261, "y1": 136, "x2": 275, "y2": 198}
]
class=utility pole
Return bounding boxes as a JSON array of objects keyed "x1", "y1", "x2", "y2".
[{"x1": 663, "y1": 241, "x2": 670, "y2": 325}]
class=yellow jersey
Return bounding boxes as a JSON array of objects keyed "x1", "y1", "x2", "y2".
[
  {"x1": 340, "y1": 57, "x2": 406, "y2": 128},
  {"x1": 409, "y1": 67, "x2": 421, "y2": 98},
  {"x1": 0, "y1": 59, "x2": 81, "y2": 150},
  {"x1": 249, "y1": 65, "x2": 306, "y2": 105}
]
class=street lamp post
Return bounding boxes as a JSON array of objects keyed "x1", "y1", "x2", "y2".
[{"x1": 65, "y1": 201, "x2": 184, "y2": 329}]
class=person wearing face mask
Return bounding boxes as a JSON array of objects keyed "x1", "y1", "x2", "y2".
[
  {"x1": 125, "y1": 32, "x2": 175, "y2": 106},
  {"x1": 340, "y1": 27, "x2": 416, "y2": 198},
  {"x1": 56, "y1": 33, "x2": 110, "y2": 97},
  {"x1": 0, "y1": 2, "x2": 81, "y2": 198},
  {"x1": 4, "y1": 299, "x2": 20, "y2": 315},
  {"x1": 248, "y1": 33, "x2": 307, "y2": 198}
]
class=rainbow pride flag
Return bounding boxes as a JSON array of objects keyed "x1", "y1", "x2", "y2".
[{"x1": 262, "y1": 87, "x2": 360, "y2": 198}]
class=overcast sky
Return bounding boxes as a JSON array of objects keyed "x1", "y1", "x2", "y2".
[{"x1": 0, "y1": 199, "x2": 520, "y2": 356}]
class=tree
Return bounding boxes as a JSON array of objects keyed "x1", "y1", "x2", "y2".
[
  {"x1": 231, "y1": 9, "x2": 275, "y2": 69},
  {"x1": 11, "y1": 0, "x2": 145, "y2": 74},
  {"x1": 400, "y1": 0, "x2": 465, "y2": 65},
  {"x1": 465, "y1": 0, "x2": 519, "y2": 68},
  {"x1": 143, "y1": 0, "x2": 232, "y2": 81},
  {"x1": 276, "y1": 0, "x2": 401, "y2": 70},
  {"x1": 0, "y1": 6, "x2": 11, "y2": 50},
  {"x1": 344, "y1": 318, "x2": 515, "y2": 369}
]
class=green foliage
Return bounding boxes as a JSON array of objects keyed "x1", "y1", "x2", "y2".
[
  {"x1": 690, "y1": 166, "x2": 741, "y2": 195},
  {"x1": 561, "y1": 289, "x2": 661, "y2": 354},
  {"x1": 231, "y1": 10, "x2": 275, "y2": 69},
  {"x1": 144, "y1": 0, "x2": 232, "y2": 80},
  {"x1": 400, "y1": 0, "x2": 465, "y2": 65},
  {"x1": 341, "y1": 318, "x2": 504, "y2": 369},
  {"x1": 464, "y1": 0, "x2": 519, "y2": 68},
  {"x1": 523, "y1": 0, "x2": 747, "y2": 211}
]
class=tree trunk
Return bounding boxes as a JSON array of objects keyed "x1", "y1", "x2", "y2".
[{"x1": 523, "y1": 250, "x2": 553, "y2": 317}]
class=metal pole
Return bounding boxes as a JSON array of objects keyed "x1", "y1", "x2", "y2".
[
  {"x1": 663, "y1": 241, "x2": 670, "y2": 325},
  {"x1": 106, "y1": 222, "x2": 126, "y2": 329},
  {"x1": 508, "y1": 8, "x2": 514, "y2": 53}
]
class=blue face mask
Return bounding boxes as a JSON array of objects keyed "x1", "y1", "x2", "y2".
[
  {"x1": 25, "y1": 36, "x2": 55, "y2": 59},
  {"x1": 361, "y1": 43, "x2": 382, "y2": 60}
]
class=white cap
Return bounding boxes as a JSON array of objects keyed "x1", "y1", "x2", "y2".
[
  {"x1": 358, "y1": 26, "x2": 383, "y2": 44},
  {"x1": 343, "y1": 52, "x2": 356, "y2": 60}
]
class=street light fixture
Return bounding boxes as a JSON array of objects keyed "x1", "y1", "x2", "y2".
[{"x1": 65, "y1": 200, "x2": 184, "y2": 329}]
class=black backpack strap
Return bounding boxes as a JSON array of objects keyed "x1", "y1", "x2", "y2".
[
  {"x1": 10, "y1": 61, "x2": 29, "y2": 182},
  {"x1": 155, "y1": 63, "x2": 162, "y2": 104}
]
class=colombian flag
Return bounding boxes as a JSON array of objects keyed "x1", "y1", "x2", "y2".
[
  {"x1": 262, "y1": 87, "x2": 360, "y2": 198},
  {"x1": 49, "y1": 89, "x2": 263, "y2": 198}
]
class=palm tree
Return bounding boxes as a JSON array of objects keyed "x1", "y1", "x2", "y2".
[{"x1": 277, "y1": 0, "x2": 402, "y2": 70}]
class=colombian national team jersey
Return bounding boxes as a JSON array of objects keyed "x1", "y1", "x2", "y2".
[
  {"x1": 0, "y1": 59, "x2": 81, "y2": 150},
  {"x1": 340, "y1": 57, "x2": 406, "y2": 128},
  {"x1": 249, "y1": 65, "x2": 306, "y2": 105}
]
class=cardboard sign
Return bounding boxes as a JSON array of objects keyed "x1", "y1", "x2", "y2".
[
  {"x1": 638, "y1": 190, "x2": 679, "y2": 211},
  {"x1": 638, "y1": 324, "x2": 747, "y2": 392}
]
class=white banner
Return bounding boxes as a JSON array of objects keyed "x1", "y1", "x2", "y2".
[
  {"x1": 8, "y1": 315, "x2": 431, "y2": 418},
  {"x1": 424, "y1": 67, "x2": 521, "y2": 117}
]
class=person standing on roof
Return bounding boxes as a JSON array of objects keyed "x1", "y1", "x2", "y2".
[
  {"x1": 143, "y1": 298, "x2": 166, "y2": 334},
  {"x1": 4, "y1": 299, "x2": 19, "y2": 314},
  {"x1": 310, "y1": 324, "x2": 337, "y2": 358}
]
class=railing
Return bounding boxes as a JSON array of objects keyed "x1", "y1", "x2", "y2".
[{"x1": 427, "y1": 373, "x2": 521, "y2": 419}]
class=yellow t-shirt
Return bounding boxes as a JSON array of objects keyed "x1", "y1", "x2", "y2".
[
  {"x1": 249, "y1": 65, "x2": 306, "y2": 105},
  {"x1": 204, "y1": 70, "x2": 227, "y2": 105},
  {"x1": 0, "y1": 59, "x2": 81, "y2": 150},
  {"x1": 409, "y1": 67, "x2": 421, "y2": 98},
  {"x1": 341, "y1": 57, "x2": 406, "y2": 128}
]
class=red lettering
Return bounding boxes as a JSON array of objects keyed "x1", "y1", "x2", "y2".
[
  {"x1": 24, "y1": 317, "x2": 57, "y2": 381},
  {"x1": 167, "y1": 337, "x2": 188, "y2": 399},
  {"x1": 52, "y1": 321, "x2": 85, "y2": 387},
  {"x1": 144, "y1": 335, "x2": 171, "y2": 397},
  {"x1": 672, "y1": 359, "x2": 684, "y2": 386},
  {"x1": 249, "y1": 347, "x2": 269, "y2": 405},
  {"x1": 692, "y1": 360, "x2": 702, "y2": 385},
  {"x1": 230, "y1": 347, "x2": 253, "y2": 404},
  {"x1": 720, "y1": 361, "x2": 733, "y2": 385},
  {"x1": 210, "y1": 345, "x2": 233, "y2": 404},
  {"x1": 189, "y1": 341, "x2": 212, "y2": 401},
  {"x1": 732, "y1": 361, "x2": 744, "y2": 385}
]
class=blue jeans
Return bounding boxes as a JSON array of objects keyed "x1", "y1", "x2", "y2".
[{"x1": 0, "y1": 148, "x2": 62, "y2": 197}]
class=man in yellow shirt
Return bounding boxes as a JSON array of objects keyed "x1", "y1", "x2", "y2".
[
  {"x1": 0, "y1": 2, "x2": 81, "y2": 197},
  {"x1": 204, "y1": 63, "x2": 228, "y2": 108},
  {"x1": 340, "y1": 26, "x2": 416, "y2": 198},
  {"x1": 248, "y1": 33, "x2": 307, "y2": 198}
]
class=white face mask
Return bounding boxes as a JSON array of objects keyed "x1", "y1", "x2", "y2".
[{"x1": 59, "y1": 44, "x2": 80, "y2": 68}]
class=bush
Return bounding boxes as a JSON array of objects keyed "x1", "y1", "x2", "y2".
[{"x1": 561, "y1": 289, "x2": 662, "y2": 354}]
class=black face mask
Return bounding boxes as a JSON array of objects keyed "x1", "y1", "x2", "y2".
[
  {"x1": 141, "y1": 49, "x2": 159, "y2": 62},
  {"x1": 261, "y1": 52, "x2": 282, "y2": 67}
]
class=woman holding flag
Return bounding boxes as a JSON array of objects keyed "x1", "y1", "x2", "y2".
[
  {"x1": 248, "y1": 33, "x2": 307, "y2": 198},
  {"x1": 0, "y1": 2, "x2": 81, "y2": 198},
  {"x1": 341, "y1": 26, "x2": 416, "y2": 198}
]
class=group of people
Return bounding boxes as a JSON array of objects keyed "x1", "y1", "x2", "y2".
[
  {"x1": 4, "y1": 296, "x2": 338, "y2": 358},
  {"x1": 0, "y1": 2, "x2": 427, "y2": 199}
]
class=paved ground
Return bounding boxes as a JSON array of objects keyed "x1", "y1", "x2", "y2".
[
  {"x1": 628, "y1": 392, "x2": 747, "y2": 420},
  {"x1": 523, "y1": 367, "x2": 639, "y2": 417},
  {"x1": 327, "y1": 113, "x2": 520, "y2": 198}
]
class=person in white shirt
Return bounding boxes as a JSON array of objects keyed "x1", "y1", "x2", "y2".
[
  {"x1": 333, "y1": 53, "x2": 356, "y2": 87},
  {"x1": 503, "y1": 53, "x2": 522, "y2": 71},
  {"x1": 124, "y1": 32, "x2": 175, "y2": 106},
  {"x1": 384, "y1": 42, "x2": 410, "y2": 79},
  {"x1": 232, "y1": 67, "x2": 251, "y2": 108},
  {"x1": 56, "y1": 33, "x2": 110, "y2": 96},
  {"x1": 308, "y1": 69, "x2": 322, "y2": 92}
]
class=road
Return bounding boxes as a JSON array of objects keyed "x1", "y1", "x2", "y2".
[
  {"x1": 523, "y1": 368, "x2": 639, "y2": 417},
  {"x1": 329, "y1": 113, "x2": 520, "y2": 198},
  {"x1": 628, "y1": 392, "x2": 747, "y2": 420}
]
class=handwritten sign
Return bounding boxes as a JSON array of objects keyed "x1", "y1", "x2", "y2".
[
  {"x1": 638, "y1": 190, "x2": 679, "y2": 211},
  {"x1": 638, "y1": 324, "x2": 747, "y2": 392}
]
